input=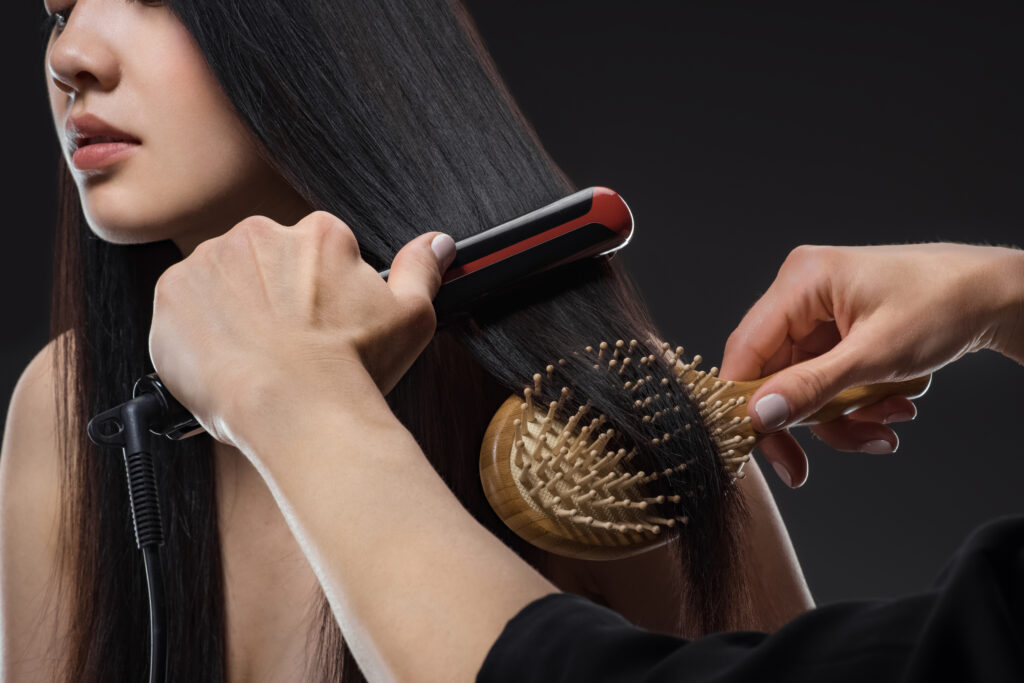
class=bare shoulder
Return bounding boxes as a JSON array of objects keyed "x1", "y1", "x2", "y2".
[{"x1": 0, "y1": 332, "x2": 75, "y2": 681}]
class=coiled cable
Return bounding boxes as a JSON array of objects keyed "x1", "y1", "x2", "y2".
[{"x1": 88, "y1": 391, "x2": 168, "y2": 683}]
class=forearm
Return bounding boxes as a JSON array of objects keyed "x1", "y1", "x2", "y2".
[
  {"x1": 230, "y1": 370, "x2": 557, "y2": 683},
  {"x1": 990, "y1": 246, "x2": 1024, "y2": 365}
]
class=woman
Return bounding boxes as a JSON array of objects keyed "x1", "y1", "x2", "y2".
[{"x1": 2, "y1": 1, "x2": 814, "y2": 681}]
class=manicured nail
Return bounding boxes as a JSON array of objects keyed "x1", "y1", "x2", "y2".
[
  {"x1": 431, "y1": 233, "x2": 456, "y2": 269},
  {"x1": 771, "y1": 461, "x2": 793, "y2": 488},
  {"x1": 861, "y1": 439, "x2": 895, "y2": 454},
  {"x1": 884, "y1": 412, "x2": 915, "y2": 424},
  {"x1": 755, "y1": 393, "x2": 790, "y2": 431}
]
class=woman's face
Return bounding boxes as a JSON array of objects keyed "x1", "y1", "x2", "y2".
[{"x1": 44, "y1": 0, "x2": 309, "y2": 255}]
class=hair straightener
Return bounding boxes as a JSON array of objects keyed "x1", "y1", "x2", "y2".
[
  {"x1": 385, "y1": 185, "x2": 634, "y2": 325},
  {"x1": 84, "y1": 186, "x2": 633, "y2": 683},
  {"x1": 90, "y1": 186, "x2": 634, "y2": 443}
]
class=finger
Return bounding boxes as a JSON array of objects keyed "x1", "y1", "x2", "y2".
[
  {"x1": 760, "y1": 335, "x2": 796, "y2": 377},
  {"x1": 756, "y1": 430, "x2": 808, "y2": 488},
  {"x1": 790, "y1": 321, "x2": 842, "y2": 363},
  {"x1": 387, "y1": 231, "x2": 456, "y2": 318},
  {"x1": 760, "y1": 320, "x2": 843, "y2": 376},
  {"x1": 721, "y1": 247, "x2": 837, "y2": 381},
  {"x1": 748, "y1": 329, "x2": 879, "y2": 432},
  {"x1": 843, "y1": 396, "x2": 917, "y2": 424},
  {"x1": 721, "y1": 292, "x2": 797, "y2": 381},
  {"x1": 807, "y1": 419, "x2": 899, "y2": 454}
]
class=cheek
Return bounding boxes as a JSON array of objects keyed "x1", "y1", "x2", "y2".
[
  {"x1": 80, "y1": 46, "x2": 275, "y2": 242},
  {"x1": 148, "y1": 44, "x2": 260, "y2": 188},
  {"x1": 140, "y1": 82, "x2": 262, "y2": 208},
  {"x1": 147, "y1": 27, "x2": 268, "y2": 198}
]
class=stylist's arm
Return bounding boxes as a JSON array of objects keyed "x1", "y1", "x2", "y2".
[
  {"x1": 721, "y1": 243, "x2": 1024, "y2": 487},
  {"x1": 148, "y1": 212, "x2": 558, "y2": 683}
]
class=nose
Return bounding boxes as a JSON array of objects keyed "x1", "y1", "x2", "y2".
[{"x1": 47, "y1": 5, "x2": 120, "y2": 96}]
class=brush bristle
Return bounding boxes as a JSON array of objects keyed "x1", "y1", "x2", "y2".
[
  {"x1": 510, "y1": 388, "x2": 689, "y2": 544},
  {"x1": 481, "y1": 337, "x2": 756, "y2": 559},
  {"x1": 507, "y1": 338, "x2": 760, "y2": 545},
  {"x1": 664, "y1": 344, "x2": 757, "y2": 478}
]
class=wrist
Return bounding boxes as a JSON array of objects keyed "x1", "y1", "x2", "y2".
[
  {"x1": 988, "y1": 247, "x2": 1024, "y2": 365},
  {"x1": 221, "y1": 364, "x2": 401, "y2": 468}
]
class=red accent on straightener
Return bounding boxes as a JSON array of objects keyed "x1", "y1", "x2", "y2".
[
  {"x1": 588, "y1": 186, "x2": 633, "y2": 239},
  {"x1": 441, "y1": 187, "x2": 633, "y2": 283}
]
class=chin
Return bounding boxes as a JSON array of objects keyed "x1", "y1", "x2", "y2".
[
  {"x1": 80, "y1": 201, "x2": 179, "y2": 247},
  {"x1": 76, "y1": 180, "x2": 194, "y2": 247},
  {"x1": 87, "y1": 223, "x2": 173, "y2": 246}
]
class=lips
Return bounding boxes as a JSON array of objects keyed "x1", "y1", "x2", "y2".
[
  {"x1": 66, "y1": 113, "x2": 142, "y2": 171},
  {"x1": 81, "y1": 135, "x2": 130, "y2": 146},
  {"x1": 67, "y1": 113, "x2": 141, "y2": 153}
]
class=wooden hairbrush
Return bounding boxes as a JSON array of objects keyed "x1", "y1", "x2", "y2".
[{"x1": 479, "y1": 339, "x2": 931, "y2": 561}]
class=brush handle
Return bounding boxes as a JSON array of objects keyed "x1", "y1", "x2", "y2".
[
  {"x1": 798, "y1": 375, "x2": 932, "y2": 425},
  {"x1": 729, "y1": 374, "x2": 932, "y2": 427}
]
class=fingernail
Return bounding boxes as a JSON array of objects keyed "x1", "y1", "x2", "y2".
[
  {"x1": 884, "y1": 412, "x2": 915, "y2": 424},
  {"x1": 430, "y1": 233, "x2": 456, "y2": 269},
  {"x1": 861, "y1": 439, "x2": 895, "y2": 454},
  {"x1": 771, "y1": 461, "x2": 793, "y2": 488},
  {"x1": 755, "y1": 393, "x2": 790, "y2": 431}
]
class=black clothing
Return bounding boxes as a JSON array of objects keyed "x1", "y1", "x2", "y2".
[{"x1": 478, "y1": 516, "x2": 1024, "y2": 682}]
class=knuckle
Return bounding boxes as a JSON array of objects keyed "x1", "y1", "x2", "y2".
[
  {"x1": 782, "y1": 244, "x2": 837, "y2": 282},
  {"x1": 153, "y1": 266, "x2": 180, "y2": 303},
  {"x1": 224, "y1": 216, "x2": 275, "y2": 251},
  {"x1": 236, "y1": 214, "x2": 277, "y2": 235},
  {"x1": 305, "y1": 210, "x2": 346, "y2": 232},
  {"x1": 303, "y1": 211, "x2": 358, "y2": 252},
  {"x1": 786, "y1": 365, "x2": 829, "y2": 407},
  {"x1": 722, "y1": 326, "x2": 761, "y2": 374},
  {"x1": 220, "y1": 231, "x2": 251, "y2": 258},
  {"x1": 724, "y1": 329, "x2": 741, "y2": 354},
  {"x1": 405, "y1": 298, "x2": 438, "y2": 337},
  {"x1": 306, "y1": 210, "x2": 335, "y2": 223},
  {"x1": 784, "y1": 244, "x2": 822, "y2": 267},
  {"x1": 305, "y1": 211, "x2": 334, "y2": 233},
  {"x1": 191, "y1": 236, "x2": 215, "y2": 257}
]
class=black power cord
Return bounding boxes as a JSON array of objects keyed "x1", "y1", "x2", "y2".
[
  {"x1": 87, "y1": 374, "x2": 199, "y2": 682},
  {"x1": 88, "y1": 386, "x2": 175, "y2": 683}
]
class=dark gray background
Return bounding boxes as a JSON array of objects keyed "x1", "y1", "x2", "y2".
[{"x1": 4, "y1": 3, "x2": 1021, "y2": 607}]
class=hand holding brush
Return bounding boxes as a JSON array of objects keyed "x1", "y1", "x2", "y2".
[{"x1": 720, "y1": 242, "x2": 1024, "y2": 487}]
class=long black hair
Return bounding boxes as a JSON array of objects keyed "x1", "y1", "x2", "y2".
[{"x1": 48, "y1": 1, "x2": 749, "y2": 680}]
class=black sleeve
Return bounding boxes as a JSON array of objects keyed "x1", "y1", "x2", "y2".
[{"x1": 478, "y1": 515, "x2": 1024, "y2": 683}]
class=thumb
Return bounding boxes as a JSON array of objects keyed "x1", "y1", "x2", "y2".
[
  {"x1": 748, "y1": 338, "x2": 868, "y2": 432},
  {"x1": 387, "y1": 231, "x2": 456, "y2": 311}
]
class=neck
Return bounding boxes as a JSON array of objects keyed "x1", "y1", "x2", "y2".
[{"x1": 172, "y1": 181, "x2": 312, "y2": 257}]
